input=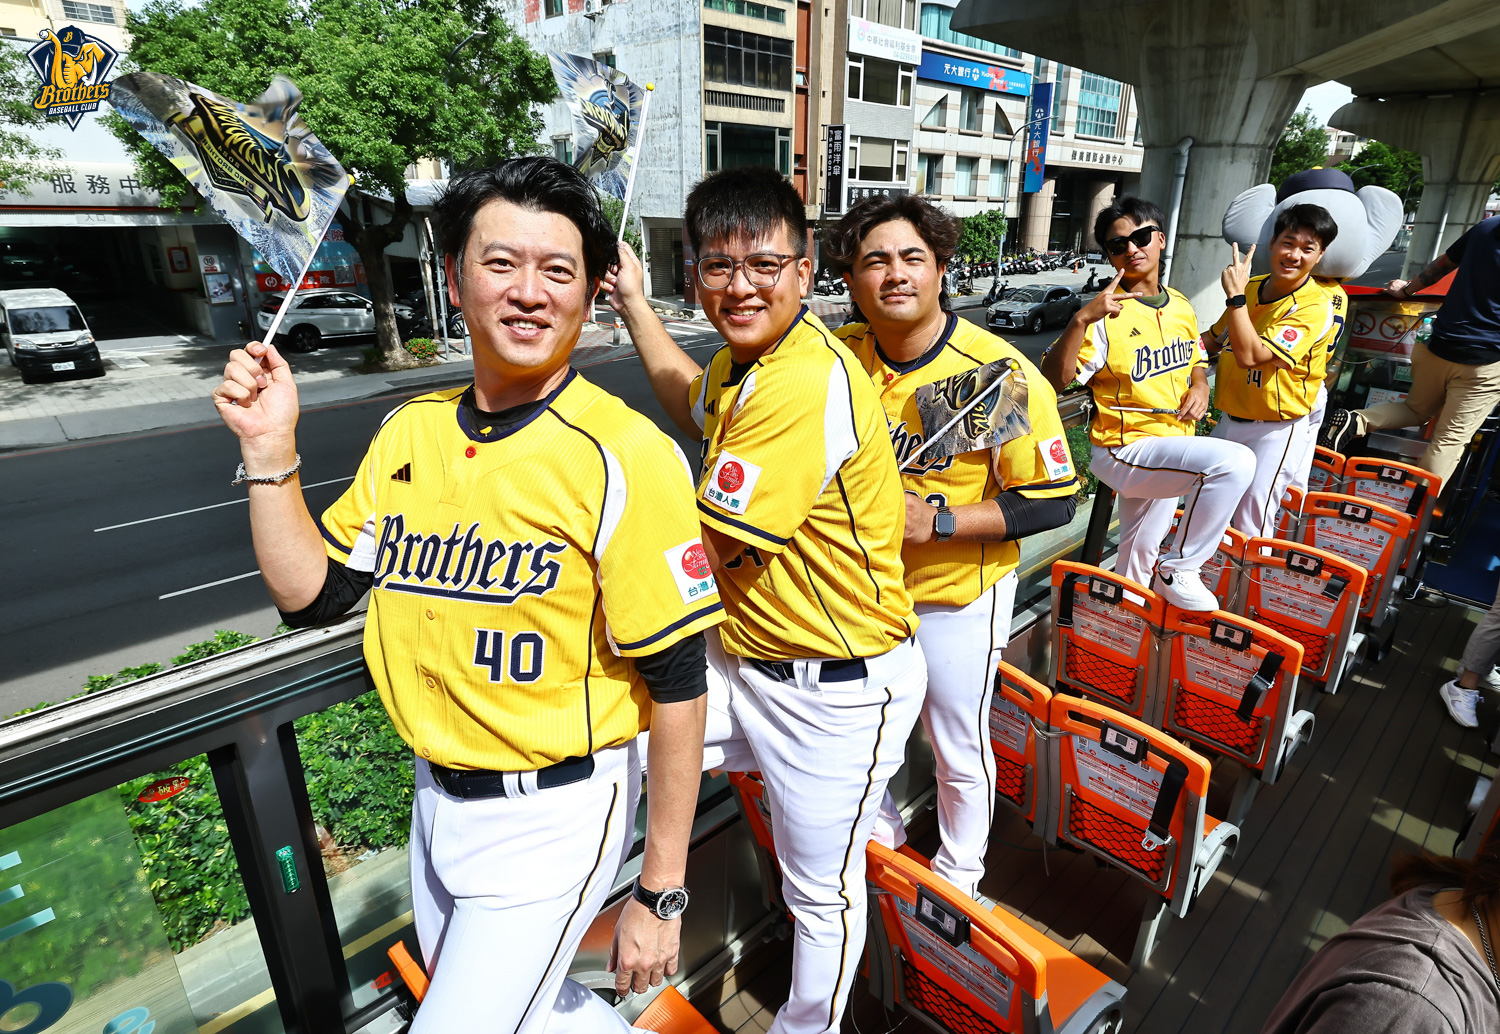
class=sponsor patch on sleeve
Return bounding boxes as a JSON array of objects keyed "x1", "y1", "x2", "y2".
[
  {"x1": 703, "y1": 451, "x2": 762, "y2": 514},
  {"x1": 664, "y1": 540, "x2": 718, "y2": 605},
  {"x1": 1039, "y1": 435, "x2": 1073, "y2": 481},
  {"x1": 1275, "y1": 326, "x2": 1304, "y2": 350}
]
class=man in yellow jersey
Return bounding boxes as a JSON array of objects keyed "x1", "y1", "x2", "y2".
[
  {"x1": 822, "y1": 195, "x2": 1077, "y2": 898},
  {"x1": 605, "y1": 167, "x2": 925, "y2": 1034},
  {"x1": 1205, "y1": 204, "x2": 1346, "y2": 535},
  {"x1": 210, "y1": 158, "x2": 722, "y2": 1032},
  {"x1": 1041, "y1": 197, "x2": 1253, "y2": 609}
]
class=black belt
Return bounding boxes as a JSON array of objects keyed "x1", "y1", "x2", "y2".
[
  {"x1": 1223, "y1": 413, "x2": 1252, "y2": 423},
  {"x1": 749, "y1": 657, "x2": 868, "y2": 683},
  {"x1": 428, "y1": 754, "x2": 595, "y2": 799}
]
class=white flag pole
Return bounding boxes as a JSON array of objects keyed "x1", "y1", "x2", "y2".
[
  {"x1": 616, "y1": 82, "x2": 652, "y2": 239},
  {"x1": 260, "y1": 240, "x2": 322, "y2": 346}
]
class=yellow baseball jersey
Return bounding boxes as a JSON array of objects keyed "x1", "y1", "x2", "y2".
[
  {"x1": 834, "y1": 313, "x2": 1078, "y2": 606},
  {"x1": 320, "y1": 372, "x2": 724, "y2": 772},
  {"x1": 1071, "y1": 288, "x2": 1207, "y2": 446},
  {"x1": 690, "y1": 307, "x2": 916, "y2": 660},
  {"x1": 1207, "y1": 274, "x2": 1345, "y2": 421}
]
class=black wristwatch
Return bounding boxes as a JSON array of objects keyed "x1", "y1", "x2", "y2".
[
  {"x1": 633, "y1": 879, "x2": 690, "y2": 920},
  {"x1": 1227, "y1": 294, "x2": 1247, "y2": 308},
  {"x1": 933, "y1": 505, "x2": 957, "y2": 542}
]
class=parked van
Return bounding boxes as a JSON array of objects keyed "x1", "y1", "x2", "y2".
[{"x1": 0, "y1": 287, "x2": 104, "y2": 383}]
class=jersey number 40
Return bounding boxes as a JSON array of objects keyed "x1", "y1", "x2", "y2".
[{"x1": 473, "y1": 629, "x2": 546, "y2": 684}]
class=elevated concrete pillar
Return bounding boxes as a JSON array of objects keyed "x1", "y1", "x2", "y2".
[
  {"x1": 1332, "y1": 96, "x2": 1500, "y2": 277},
  {"x1": 1021, "y1": 176, "x2": 1056, "y2": 250},
  {"x1": 1084, "y1": 179, "x2": 1116, "y2": 244}
]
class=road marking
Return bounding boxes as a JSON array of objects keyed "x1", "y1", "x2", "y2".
[
  {"x1": 159, "y1": 571, "x2": 260, "y2": 600},
  {"x1": 95, "y1": 476, "x2": 354, "y2": 532}
]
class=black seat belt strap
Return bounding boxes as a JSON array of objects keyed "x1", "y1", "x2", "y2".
[
  {"x1": 1406, "y1": 482, "x2": 1427, "y2": 517},
  {"x1": 1143, "y1": 757, "x2": 1188, "y2": 851},
  {"x1": 1237, "y1": 652, "x2": 1284, "y2": 720},
  {"x1": 1322, "y1": 574, "x2": 1349, "y2": 601},
  {"x1": 1058, "y1": 572, "x2": 1083, "y2": 628}
]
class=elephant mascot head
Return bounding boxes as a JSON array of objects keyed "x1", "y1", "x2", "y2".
[{"x1": 1221, "y1": 167, "x2": 1404, "y2": 279}]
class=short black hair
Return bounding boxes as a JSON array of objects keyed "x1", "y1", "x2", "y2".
[
  {"x1": 684, "y1": 167, "x2": 807, "y2": 257},
  {"x1": 1273, "y1": 203, "x2": 1338, "y2": 250},
  {"x1": 1094, "y1": 196, "x2": 1166, "y2": 250},
  {"x1": 823, "y1": 194, "x2": 960, "y2": 274},
  {"x1": 433, "y1": 156, "x2": 617, "y2": 285}
]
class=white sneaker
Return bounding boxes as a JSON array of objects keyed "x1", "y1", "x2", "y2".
[
  {"x1": 1157, "y1": 570, "x2": 1219, "y2": 611},
  {"x1": 1440, "y1": 680, "x2": 1481, "y2": 728}
]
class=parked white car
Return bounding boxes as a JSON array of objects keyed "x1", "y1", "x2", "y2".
[{"x1": 256, "y1": 289, "x2": 375, "y2": 352}]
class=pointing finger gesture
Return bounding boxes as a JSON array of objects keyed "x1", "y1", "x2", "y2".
[
  {"x1": 1076, "y1": 267, "x2": 1144, "y2": 325},
  {"x1": 1221, "y1": 242, "x2": 1255, "y2": 300}
]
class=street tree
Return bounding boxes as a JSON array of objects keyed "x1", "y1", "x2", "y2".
[
  {"x1": 109, "y1": 0, "x2": 555, "y2": 366},
  {"x1": 956, "y1": 208, "x2": 1008, "y2": 263},
  {"x1": 1269, "y1": 107, "x2": 1328, "y2": 189},
  {"x1": 1337, "y1": 140, "x2": 1424, "y2": 209},
  {"x1": 0, "y1": 40, "x2": 63, "y2": 191}
]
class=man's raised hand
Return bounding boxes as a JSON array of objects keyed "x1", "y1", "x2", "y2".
[
  {"x1": 600, "y1": 240, "x2": 647, "y2": 316},
  {"x1": 1075, "y1": 268, "x2": 1141, "y2": 325},
  {"x1": 1221, "y1": 243, "x2": 1255, "y2": 299},
  {"x1": 212, "y1": 340, "x2": 300, "y2": 446}
]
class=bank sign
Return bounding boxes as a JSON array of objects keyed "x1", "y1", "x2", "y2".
[
  {"x1": 847, "y1": 17, "x2": 921, "y2": 65},
  {"x1": 1023, "y1": 81, "x2": 1053, "y2": 194},
  {"x1": 917, "y1": 52, "x2": 1030, "y2": 97}
]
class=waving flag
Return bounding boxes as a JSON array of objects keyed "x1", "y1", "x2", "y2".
[
  {"x1": 110, "y1": 74, "x2": 349, "y2": 339},
  {"x1": 548, "y1": 52, "x2": 648, "y2": 201},
  {"x1": 905, "y1": 359, "x2": 1032, "y2": 470}
]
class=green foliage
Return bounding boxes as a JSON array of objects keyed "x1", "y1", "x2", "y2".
[
  {"x1": 0, "y1": 41, "x2": 64, "y2": 191},
  {"x1": 598, "y1": 192, "x2": 644, "y2": 257},
  {"x1": 1064, "y1": 422, "x2": 1096, "y2": 498},
  {"x1": 404, "y1": 336, "x2": 440, "y2": 359},
  {"x1": 1336, "y1": 140, "x2": 1424, "y2": 208},
  {"x1": 956, "y1": 208, "x2": 1008, "y2": 262},
  {"x1": 173, "y1": 629, "x2": 261, "y2": 665},
  {"x1": 1270, "y1": 107, "x2": 1329, "y2": 189},
  {"x1": 295, "y1": 690, "x2": 414, "y2": 855}
]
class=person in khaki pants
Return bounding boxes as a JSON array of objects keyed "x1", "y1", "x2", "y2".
[
  {"x1": 1322, "y1": 214, "x2": 1500, "y2": 487},
  {"x1": 1436, "y1": 580, "x2": 1500, "y2": 728}
]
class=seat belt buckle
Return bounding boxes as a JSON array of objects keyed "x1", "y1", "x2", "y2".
[{"x1": 1141, "y1": 826, "x2": 1170, "y2": 852}]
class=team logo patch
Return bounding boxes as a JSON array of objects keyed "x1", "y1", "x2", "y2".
[
  {"x1": 28, "y1": 25, "x2": 118, "y2": 130},
  {"x1": 665, "y1": 540, "x2": 718, "y2": 605},
  {"x1": 1039, "y1": 435, "x2": 1072, "y2": 481},
  {"x1": 704, "y1": 452, "x2": 761, "y2": 513},
  {"x1": 1277, "y1": 326, "x2": 1304, "y2": 348}
]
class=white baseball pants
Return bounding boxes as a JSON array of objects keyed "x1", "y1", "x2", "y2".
[
  {"x1": 1090, "y1": 437, "x2": 1255, "y2": 588},
  {"x1": 408, "y1": 745, "x2": 639, "y2": 1034},
  {"x1": 703, "y1": 636, "x2": 926, "y2": 1034},
  {"x1": 1212, "y1": 411, "x2": 1317, "y2": 537},
  {"x1": 871, "y1": 573, "x2": 1017, "y2": 898}
]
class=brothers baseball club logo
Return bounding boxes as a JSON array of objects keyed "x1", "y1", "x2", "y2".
[
  {"x1": 717, "y1": 461, "x2": 745, "y2": 493},
  {"x1": 28, "y1": 26, "x2": 118, "y2": 130}
]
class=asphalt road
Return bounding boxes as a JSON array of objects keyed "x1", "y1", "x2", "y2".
[{"x1": 0, "y1": 347, "x2": 717, "y2": 716}]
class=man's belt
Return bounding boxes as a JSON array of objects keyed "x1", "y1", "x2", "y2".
[
  {"x1": 749, "y1": 657, "x2": 868, "y2": 684},
  {"x1": 428, "y1": 754, "x2": 595, "y2": 799}
]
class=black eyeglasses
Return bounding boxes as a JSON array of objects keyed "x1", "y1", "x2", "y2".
[
  {"x1": 697, "y1": 253, "x2": 795, "y2": 290},
  {"x1": 1103, "y1": 225, "x2": 1162, "y2": 256}
]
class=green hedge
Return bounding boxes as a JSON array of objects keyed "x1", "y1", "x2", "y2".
[{"x1": 9, "y1": 627, "x2": 414, "y2": 953}]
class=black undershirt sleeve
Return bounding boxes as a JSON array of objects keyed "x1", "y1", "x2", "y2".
[
  {"x1": 635, "y1": 633, "x2": 709, "y2": 704},
  {"x1": 994, "y1": 490, "x2": 1077, "y2": 542},
  {"x1": 278, "y1": 557, "x2": 374, "y2": 628}
]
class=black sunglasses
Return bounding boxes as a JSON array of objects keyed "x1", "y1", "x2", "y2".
[{"x1": 1103, "y1": 225, "x2": 1162, "y2": 256}]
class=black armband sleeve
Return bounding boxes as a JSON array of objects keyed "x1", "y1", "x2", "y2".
[
  {"x1": 635, "y1": 633, "x2": 709, "y2": 704},
  {"x1": 995, "y1": 490, "x2": 1077, "y2": 542},
  {"x1": 278, "y1": 556, "x2": 374, "y2": 628}
]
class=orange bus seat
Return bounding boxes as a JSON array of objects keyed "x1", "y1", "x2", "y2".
[
  {"x1": 1237, "y1": 538, "x2": 1367, "y2": 696},
  {"x1": 1341, "y1": 457, "x2": 1441, "y2": 578},
  {"x1": 1306, "y1": 447, "x2": 1346, "y2": 496},
  {"x1": 864, "y1": 841, "x2": 1126, "y2": 1033},
  {"x1": 1044, "y1": 695, "x2": 1238, "y2": 968},
  {"x1": 1156, "y1": 606, "x2": 1313, "y2": 829},
  {"x1": 1157, "y1": 515, "x2": 1247, "y2": 610},
  {"x1": 990, "y1": 662, "x2": 1052, "y2": 829},
  {"x1": 727, "y1": 771, "x2": 790, "y2": 921},
  {"x1": 1273, "y1": 485, "x2": 1306, "y2": 540},
  {"x1": 1051, "y1": 562, "x2": 1164, "y2": 721},
  {"x1": 387, "y1": 940, "x2": 429, "y2": 1004},
  {"x1": 1296, "y1": 492, "x2": 1414, "y2": 653},
  {"x1": 632, "y1": 985, "x2": 718, "y2": 1033}
]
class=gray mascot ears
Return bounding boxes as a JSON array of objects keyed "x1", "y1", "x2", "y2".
[{"x1": 1221, "y1": 168, "x2": 1404, "y2": 279}]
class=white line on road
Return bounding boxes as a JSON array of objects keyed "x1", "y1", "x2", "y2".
[
  {"x1": 95, "y1": 476, "x2": 355, "y2": 532},
  {"x1": 159, "y1": 570, "x2": 261, "y2": 600}
]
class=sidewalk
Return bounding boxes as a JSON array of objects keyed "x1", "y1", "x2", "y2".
[{"x1": 0, "y1": 319, "x2": 717, "y2": 451}]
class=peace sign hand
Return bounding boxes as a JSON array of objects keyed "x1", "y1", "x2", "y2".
[
  {"x1": 1221, "y1": 243, "x2": 1255, "y2": 299},
  {"x1": 1075, "y1": 267, "x2": 1143, "y2": 325}
]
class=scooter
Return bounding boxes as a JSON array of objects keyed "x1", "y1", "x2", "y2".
[
  {"x1": 983, "y1": 279, "x2": 1009, "y2": 305},
  {"x1": 813, "y1": 269, "x2": 842, "y2": 296}
]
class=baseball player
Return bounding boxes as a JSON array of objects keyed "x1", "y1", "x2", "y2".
[
  {"x1": 606, "y1": 167, "x2": 926, "y2": 1034},
  {"x1": 1041, "y1": 197, "x2": 1254, "y2": 610},
  {"x1": 211, "y1": 157, "x2": 722, "y2": 1033},
  {"x1": 824, "y1": 195, "x2": 1078, "y2": 898},
  {"x1": 1205, "y1": 204, "x2": 1346, "y2": 536}
]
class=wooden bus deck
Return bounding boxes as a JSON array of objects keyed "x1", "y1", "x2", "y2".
[{"x1": 692, "y1": 593, "x2": 1496, "y2": 1033}]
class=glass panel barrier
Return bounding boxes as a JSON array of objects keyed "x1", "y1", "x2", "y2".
[{"x1": 1, "y1": 757, "x2": 283, "y2": 1034}]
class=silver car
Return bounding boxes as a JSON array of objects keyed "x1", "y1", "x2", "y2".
[
  {"x1": 256, "y1": 288, "x2": 375, "y2": 352},
  {"x1": 986, "y1": 284, "x2": 1083, "y2": 335}
]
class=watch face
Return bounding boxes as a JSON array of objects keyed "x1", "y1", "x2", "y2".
[
  {"x1": 655, "y1": 888, "x2": 689, "y2": 920},
  {"x1": 934, "y1": 511, "x2": 958, "y2": 538}
]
